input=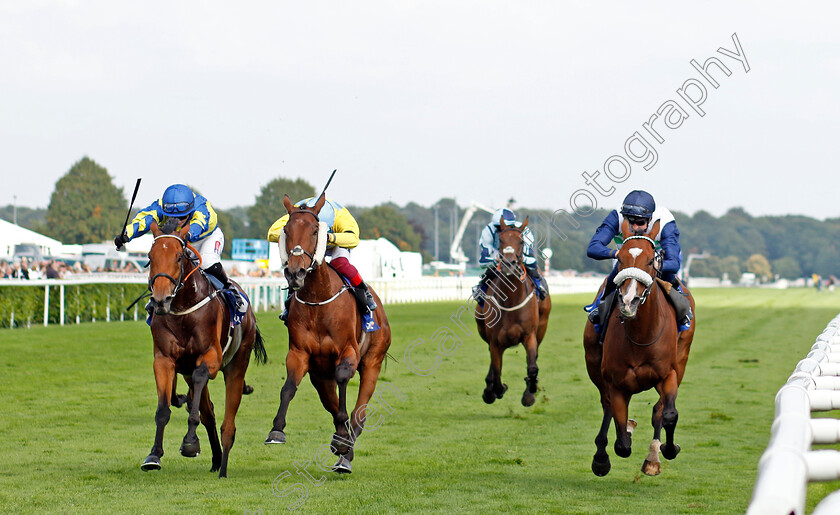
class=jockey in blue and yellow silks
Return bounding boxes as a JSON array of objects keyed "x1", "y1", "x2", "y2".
[
  {"x1": 267, "y1": 197, "x2": 378, "y2": 323},
  {"x1": 472, "y1": 207, "x2": 548, "y2": 306},
  {"x1": 114, "y1": 183, "x2": 245, "y2": 312}
]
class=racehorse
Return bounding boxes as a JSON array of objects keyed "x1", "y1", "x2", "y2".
[
  {"x1": 583, "y1": 219, "x2": 695, "y2": 476},
  {"x1": 265, "y1": 194, "x2": 392, "y2": 473},
  {"x1": 475, "y1": 216, "x2": 551, "y2": 407},
  {"x1": 141, "y1": 220, "x2": 266, "y2": 477}
]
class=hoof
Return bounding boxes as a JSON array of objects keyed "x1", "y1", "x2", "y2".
[
  {"x1": 591, "y1": 456, "x2": 611, "y2": 477},
  {"x1": 661, "y1": 443, "x2": 681, "y2": 460},
  {"x1": 495, "y1": 384, "x2": 509, "y2": 399},
  {"x1": 172, "y1": 394, "x2": 189, "y2": 408},
  {"x1": 482, "y1": 389, "x2": 496, "y2": 404},
  {"x1": 243, "y1": 384, "x2": 254, "y2": 395},
  {"x1": 642, "y1": 459, "x2": 661, "y2": 476},
  {"x1": 614, "y1": 441, "x2": 631, "y2": 458},
  {"x1": 334, "y1": 455, "x2": 352, "y2": 474},
  {"x1": 522, "y1": 391, "x2": 535, "y2": 407},
  {"x1": 330, "y1": 434, "x2": 351, "y2": 456},
  {"x1": 180, "y1": 439, "x2": 200, "y2": 458},
  {"x1": 141, "y1": 455, "x2": 161, "y2": 471},
  {"x1": 265, "y1": 430, "x2": 287, "y2": 444}
]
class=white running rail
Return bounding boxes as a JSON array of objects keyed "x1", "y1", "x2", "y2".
[{"x1": 748, "y1": 313, "x2": 840, "y2": 515}]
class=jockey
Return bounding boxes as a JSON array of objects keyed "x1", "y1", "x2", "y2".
[
  {"x1": 585, "y1": 189, "x2": 692, "y2": 332},
  {"x1": 114, "y1": 184, "x2": 246, "y2": 314},
  {"x1": 472, "y1": 207, "x2": 548, "y2": 305},
  {"x1": 267, "y1": 197, "x2": 377, "y2": 322}
]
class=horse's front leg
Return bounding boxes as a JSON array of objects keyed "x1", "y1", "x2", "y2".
[
  {"x1": 331, "y1": 345, "x2": 359, "y2": 457},
  {"x1": 142, "y1": 356, "x2": 176, "y2": 471},
  {"x1": 180, "y1": 362, "x2": 212, "y2": 458},
  {"x1": 592, "y1": 393, "x2": 613, "y2": 476},
  {"x1": 609, "y1": 385, "x2": 633, "y2": 458},
  {"x1": 198, "y1": 385, "x2": 222, "y2": 474},
  {"x1": 521, "y1": 332, "x2": 539, "y2": 407},
  {"x1": 642, "y1": 399, "x2": 664, "y2": 476},
  {"x1": 659, "y1": 370, "x2": 681, "y2": 460},
  {"x1": 266, "y1": 349, "x2": 309, "y2": 444},
  {"x1": 483, "y1": 343, "x2": 507, "y2": 403}
]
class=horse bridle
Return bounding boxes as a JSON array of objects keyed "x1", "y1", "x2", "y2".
[
  {"x1": 496, "y1": 226, "x2": 527, "y2": 278},
  {"x1": 613, "y1": 235, "x2": 657, "y2": 305},
  {"x1": 149, "y1": 234, "x2": 198, "y2": 298},
  {"x1": 286, "y1": 209, "x2": 321, "y2": 275}
]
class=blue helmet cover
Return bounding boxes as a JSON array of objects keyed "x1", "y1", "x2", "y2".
[
  {"x1": 492, "y1": 208, "x2": 516, "y2": 227},
  {"x1": 620, "y1": 190, "x2": 655, "y2": 219},
  {"x1": 161, "y1": 184, "x2": 195, "y2": 217}
]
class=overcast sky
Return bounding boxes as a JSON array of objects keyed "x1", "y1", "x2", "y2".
[{"x1": 1, "y1": 1, "x2": 837, "y2": 220}]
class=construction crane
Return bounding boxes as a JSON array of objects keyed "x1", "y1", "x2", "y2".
[{"x1": 449, "y1": 201, "x2": 495, "y2": 268}]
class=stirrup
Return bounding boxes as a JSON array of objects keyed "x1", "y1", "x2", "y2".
[
  {"x1": 279, "y1": 309, "x2": 288, "y2": 322},
  {"x1": 365, "y1": 291, "x2": 378, "y2": 312}
]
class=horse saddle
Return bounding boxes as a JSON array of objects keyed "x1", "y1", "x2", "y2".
[{"x1": 338, "y1": 275, "x2": 379, "y2": 333}]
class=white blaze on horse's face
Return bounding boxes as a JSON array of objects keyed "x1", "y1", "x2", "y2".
[
  {"x1": 620, "y1": 279, "x2": 640, "y2": 318},
  {"x1": 628, "y1": 248, "x2": 643, "y2": 259},
  {"x1": 502, "y1": 245, "x2": 516, "y2": 257}
]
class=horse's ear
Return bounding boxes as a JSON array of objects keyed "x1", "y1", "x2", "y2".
[
  {"x1": 647, "y1": 220, "x2": 661, "y2": 240},
  {"x1": 500, "y1": 216, "x2": 508, "y2": 230},
  {"x1": 312, "y1": 193, "x2": 326, "y2": 215},
  {"x1": 620, "y1": 218, "x2": 632, "y2": 239},
  {"x1": 520, "y1": 217, "x2": 529, "y2": 230},
  {"x1": 178, "y1": 223, "x2": 190, "y2": 240},
  {"x1": 151, "y1": 221, "x2": 161, "y2": 237},
  {"x1": 283, "y1": 194, "x2": 295, "y2": 214}
]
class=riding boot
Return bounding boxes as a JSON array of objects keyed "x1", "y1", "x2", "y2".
[
  {"x1": 278, "y1": 294, "x2": 293, "y2": 324},
  {"x1": 472, "y1": 268, "x2": 495, "y2": 307},
  {"x1": 666, "y1": 284, "x2": 693, "y2": 329},
  {"x1": 206, "y1": 262, "x2": 246, "y2": 312},
  {"x1": 525, "y1": 266, "x2": 548, "y2": 300},
  {"x1": 144, "y1": 300, "x2": 154, "y2": 318},
  {"x1": 597, "y1": 290, "x2": 619, "y2": 345},
  {"x1": 354, "y1": 281, "x2": 378, "y2": 313}
]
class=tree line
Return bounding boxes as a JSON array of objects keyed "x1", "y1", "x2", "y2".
[{"x1": 3, "y1": 157, "x2": 838, "y2": 281}]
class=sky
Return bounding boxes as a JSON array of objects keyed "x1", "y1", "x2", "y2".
[{"x1": 1, "y1": 1, "x2": 838, "y2": 220}]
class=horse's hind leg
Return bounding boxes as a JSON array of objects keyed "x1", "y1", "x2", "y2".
[
  {"x1": 218, "y1": 362, "x2": 247, "y2": 478},
  {"x1": 267, "y1": 349, "x2": 309, "y2": 444},
  {"x1": 309, "y1": 375, "x2": 350, "y2": 471},
  {"x1": 659, "y1": 370, "x2": 681, "y2": 460},
  {"x1": 170, "y1": 375, "x2": 189, "y2": 409},
  {"x1": 483, "y1": 344, "x2": 507, "y2": 404},
  {"x1": 521, "y1": 333, "x2": 539, "y2": 407},
  {"x1": 198, "y1": 386, "x2": 222, "y2": 473},
  {"x1": 180, "y1": 362, "x2": 210, "y2": 458},
  {"x1": 143, "y1": 357, "x2": 176, "y2": 471},
  {"x1": 642, "y1": 400, "x2": 664, "y2": 476}
]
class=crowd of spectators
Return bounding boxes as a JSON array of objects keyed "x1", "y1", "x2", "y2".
[{"x1": 1, "y1": 259, "x2": 281, "y2": 280}]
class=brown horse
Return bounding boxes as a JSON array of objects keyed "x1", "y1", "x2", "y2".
[
  {"x1": 265, "y1": 194, "x2": 391, "y2": 473},
  {"x1": 583, "y1": 220, "x2": 695, "y2": 476},
  {"x1": 475, "y1": 216, "x2": 552, "y2": 407},
  {"x1": 142, "y1": 220, "x2": 266, "y2": 477}
]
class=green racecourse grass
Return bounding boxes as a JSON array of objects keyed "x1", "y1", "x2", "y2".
[{"x1": 2, "y1": 288, "x2": 840, "y2": 514}]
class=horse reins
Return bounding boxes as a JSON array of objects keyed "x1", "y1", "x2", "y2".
[
  {"x1": 287, "y1": 209, "x2": 320, "y2": 275},
  {"x1": 615, "y1": 234, "x2": 667, "y2": 346},
  {"x1": 149, "y1": 234, "x2": 214, "y2": 315},
  {"x1": 486, "y1": 225, "x2": 535, "y2": 312}
]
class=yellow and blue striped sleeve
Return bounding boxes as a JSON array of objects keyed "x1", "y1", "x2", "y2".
[{"x1": 331, "y1": 206, "x2": 360, "y2": 249}]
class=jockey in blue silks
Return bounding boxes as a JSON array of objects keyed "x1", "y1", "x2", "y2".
[
  {"x1": 114, "y1": 184, "x2": 247, "y2": 316},
  {"x1": 472, "y1": 207, "x2": 548, "y2": 306},
  {"x1": 584, "y1": 190, "x2": 692, "y2": 334}
]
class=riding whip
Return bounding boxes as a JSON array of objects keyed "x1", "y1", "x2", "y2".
[
  {"x1": 118, "y1": 178, "x2": 142, "y2": 250},
  {"x1": 318, "y1": 169, "x2": 337, "y2": 198}
]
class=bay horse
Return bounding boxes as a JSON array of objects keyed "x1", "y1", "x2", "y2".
[
  {"x1": 475, "y1": 216, "x2": 551, "y2": 407},
  {"x1": 265, "y1": 194, "x2": 391, "y2": 473},
  {"x1": 142, "y1": 220, "x2": 266, "y2": 477},
  {"x1": 583, "y1": 219, "x2": 695, "y2": 476}
]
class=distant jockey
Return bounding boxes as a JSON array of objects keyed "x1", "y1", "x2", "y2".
[
  {"x1": 267, "y1": 197, "x2": 378, "y2": 324},
  {"x1": 114, "y1": 183, "x2": 247, "y2": 315},
  {"x1": 584, "y1": 189, "x2": 693, "y2": 333},
  {"x1": 472, "y1": 207, "x2": 548, "y2": 306}
]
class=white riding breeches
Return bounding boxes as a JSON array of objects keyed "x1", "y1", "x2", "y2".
[{"x1": 194, "y1": 226, "x2": 224, "y2": 269}]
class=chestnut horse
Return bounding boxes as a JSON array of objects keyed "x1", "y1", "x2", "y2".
[
  {"x1": 583, "y1": 219, "x2": 695, "y2": 476},
  {"x1": 265, "y1": 194, "x2": 391, "y2": 473},
  {"x1": 475, "y1": 216, "x2": 551, "y2": 407},
  {"x1": 142, "y1": 221, "x2": 266, "y2": 477}
]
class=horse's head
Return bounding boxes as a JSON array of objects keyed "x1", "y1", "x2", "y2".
[
  {"x1": 614, "y1": 219, "x2": 660, "y2": 320},
  {"x1": 281, "y1": 193, "x2": 329, "y2": 291},
  {"x1": 147, "y1": 220, "x2": 191, "y2": 314},
  {"x1": 497, "y1": 216, "x2": 529, "y2": 276}
]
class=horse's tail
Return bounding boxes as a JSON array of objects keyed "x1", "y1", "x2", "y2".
[{"x1": 252, "y1": 326, "x2": 268, "y2": 365}]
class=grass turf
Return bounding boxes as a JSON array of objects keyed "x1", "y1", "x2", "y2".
[{"x1": 0, "y1": 288, "x2": 839, "y2": 514}]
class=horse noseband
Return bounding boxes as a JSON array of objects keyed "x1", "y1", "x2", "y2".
[{"x1": 290, "y1": 245, "x2": 305, "y2": 256}]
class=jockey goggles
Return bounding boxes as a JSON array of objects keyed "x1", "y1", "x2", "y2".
[
  {"x1": 163, "y1": 201, "x2": 193, "y2": 213},
  {"x1": 626, "y1": 216, "x2": 650, "y2": 226}
]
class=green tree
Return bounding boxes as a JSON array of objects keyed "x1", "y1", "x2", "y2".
[
  {"x1": 771, "y1": 256, "x2": 803, "y2": 279},
  {"x1": 745, "y1": 253, "x2": 772, "y2": 282},
  {"x1": 247, "y1": 177, "x2": 315, "y2": 239},
  {"x1": 46, "y1": 157, "x2": 126, "y2": 244},
  {"x1": 356, "y1": 205, "x2": 422, "y2": 251}
]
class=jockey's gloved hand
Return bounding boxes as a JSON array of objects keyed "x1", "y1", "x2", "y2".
[{"x1": 114, "y1": 234, "x2": 128, "y2": 250}]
